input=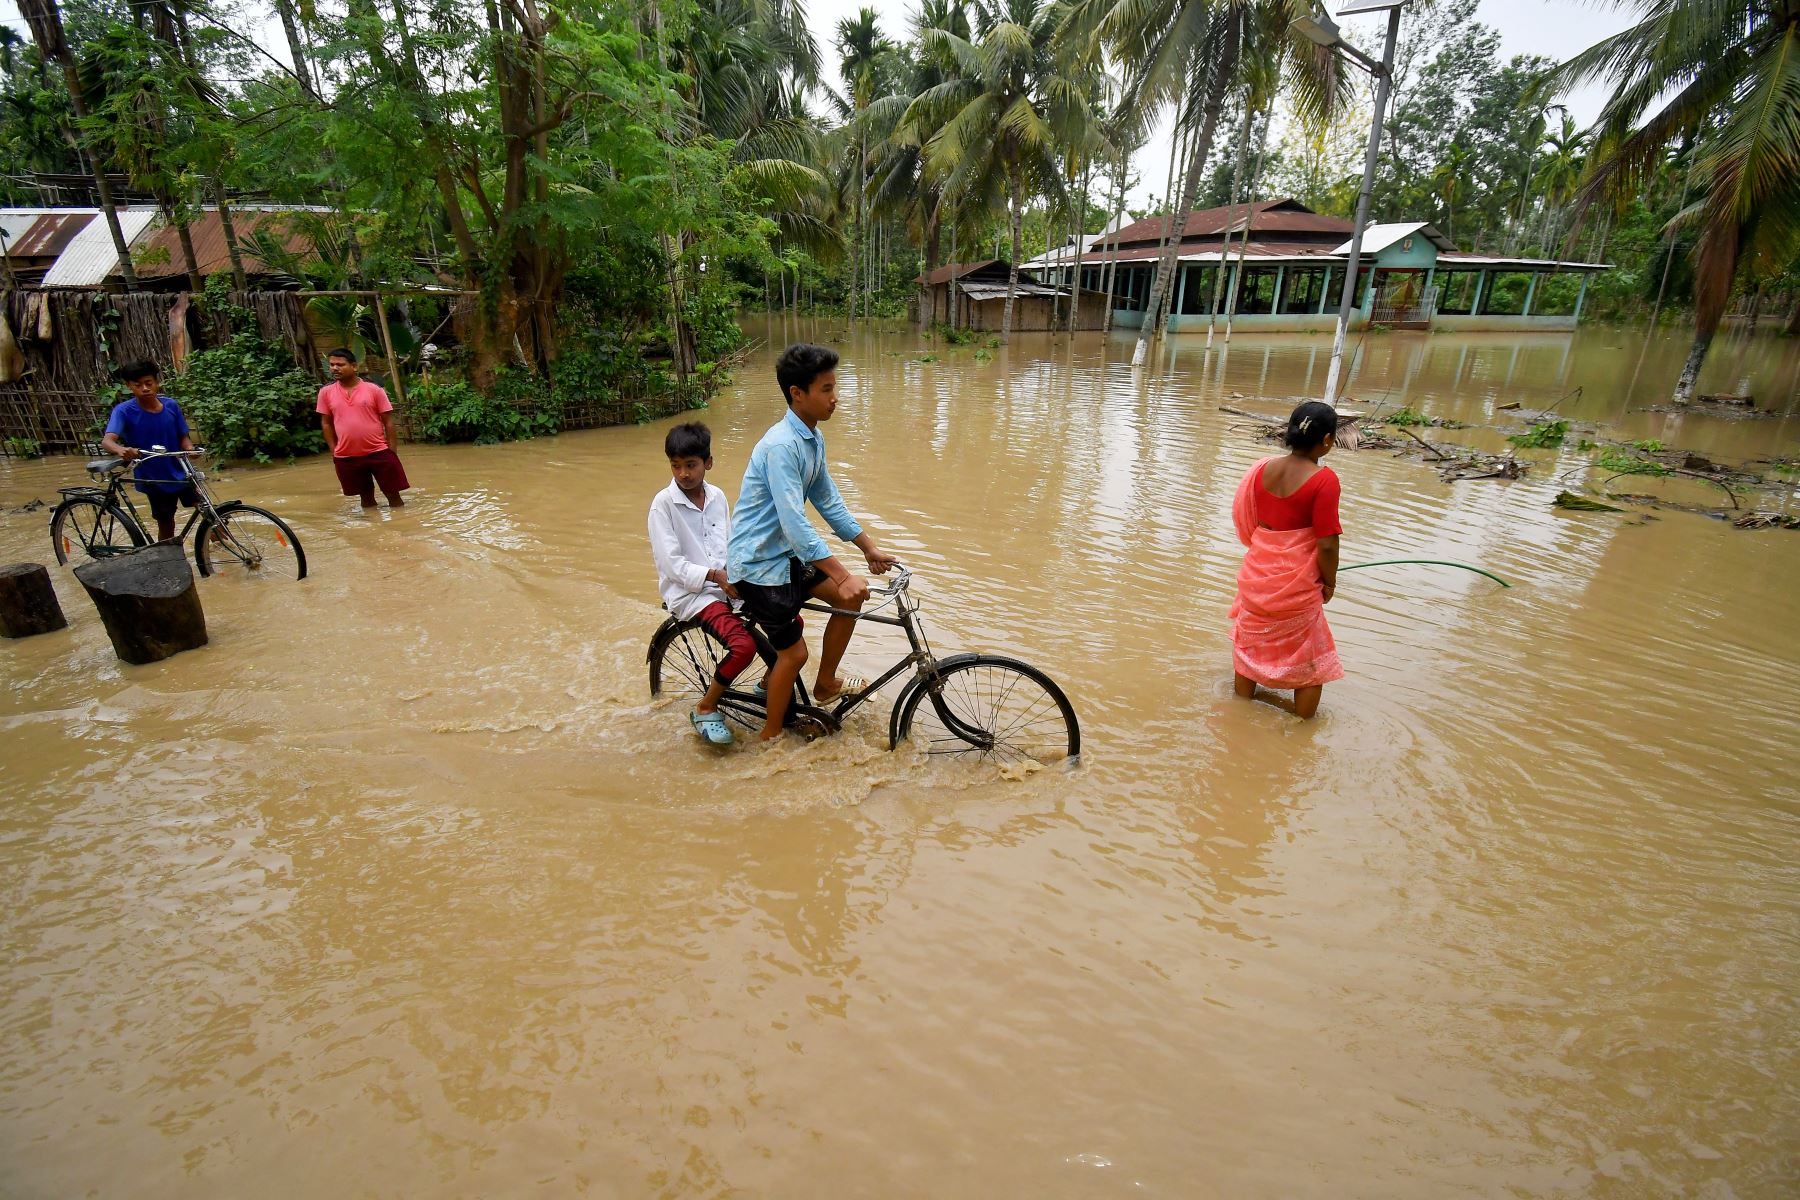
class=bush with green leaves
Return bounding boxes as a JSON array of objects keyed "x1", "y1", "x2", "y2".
[
  {"x1": 4, "y1": 436, "x2": 42, "y2": 459},
  {"x1": 1509, "y1": 419, "x2": 1570, "y2": 449},
  {"x1": 408, "y1": 368, "x2": 557, "y2": 445},
  {"x1": 168, "y1": 332, "x2": 327, "y2": 462}
]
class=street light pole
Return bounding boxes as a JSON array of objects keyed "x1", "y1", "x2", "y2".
[{"x1": 1318, "y1": 3, "x2": 1405, "y2": 408}]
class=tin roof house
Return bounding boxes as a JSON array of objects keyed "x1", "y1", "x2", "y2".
[
  {"x1": 1031, "y1": 198, "x2": 1609, "y2": 333},
  {"x1": 1, "y1": 205, "x2": 334, "y2": 289}
]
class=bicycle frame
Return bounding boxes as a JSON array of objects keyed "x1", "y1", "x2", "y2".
[
  {"x1": 709, "y1": 568, "x2": 998, "y2": 749},
  {"x1": 70, "y1": 452, "x2": 223, "y2": 545}
]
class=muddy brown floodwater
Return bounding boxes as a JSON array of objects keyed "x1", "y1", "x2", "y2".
[{"x1": 2, "y1": 321, "x2": 1798, "y2": 1197}]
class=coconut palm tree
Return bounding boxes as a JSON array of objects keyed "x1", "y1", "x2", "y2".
[
  {"x1": 906, "y1": 0, "x2": 1094, "y2": 342},
  {"x1": 1532, "y1": 108, "x2": 1588, "y2": 255},
  {"x1": 1538, "y1": 1, "x2": 1800, "y2": 403},
  {"x1": 836, "y1": 8, "x2": 900, "y2": 321},
  {"x1": 1059, "y1": 0, "x2": 1345, "y2": 365}
]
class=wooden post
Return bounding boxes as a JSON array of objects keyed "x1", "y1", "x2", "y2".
[
  {"x1": 73, "y1": 543, "x2": 207, "y2": 665},
  {"x1": 371, "y1": 292, "x2": 408, "y2": 418},
  {"x1": 0, "y1": 563, "x2": 67, "y2": 637}
]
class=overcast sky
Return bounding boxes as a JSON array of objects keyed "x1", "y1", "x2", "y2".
[{"x1": 803, "y1": 0, "x2": 1641, "y2": 207}]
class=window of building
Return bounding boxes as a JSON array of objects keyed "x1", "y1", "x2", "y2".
[
  {"x1": 1179, "y1": 265, "x2": 1217, "y2": 314},
  {"x1": 1481, "y1": 271, "x2": 1533, "y2": 315},
  {"x1": 1236, "y1": 266, "x2": 1281, "y2": 314},
  {"x1": 1435, "y1": 271, "x2": 1480, "y2": 315},
  {"x1": 1279, "y1": 266, "x2": 1332, "y2": 314}
]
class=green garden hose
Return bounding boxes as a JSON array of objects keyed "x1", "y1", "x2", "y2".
[{"x1": 1339, "y1": 559, "x2": 1513, "y2": 588}]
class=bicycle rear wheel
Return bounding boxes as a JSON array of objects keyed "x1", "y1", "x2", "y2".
[
  {"x1": 895, "y1": 654, "x2": 1080, "y2": 765},
  {"x1": 194, "y1": 503, "x2": 307, "y2": 581},
  {"x1": 648, "y1": 616, "x2": 791, "y2": 736},
  {"x1": 50, "y1": 495, "x2": 148, "y2": 565}
]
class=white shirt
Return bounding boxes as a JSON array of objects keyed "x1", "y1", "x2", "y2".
[{"x1": 648, "y1": 480, "x2": 734, "y2": 621}]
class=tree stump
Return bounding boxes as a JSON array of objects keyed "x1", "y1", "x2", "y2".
[
  {"x1": 73, "y1": 543, "x2": 208, "y2": 665},
  {"x1": 0, "y1": 563, "x2": 67, "y2": 638}
]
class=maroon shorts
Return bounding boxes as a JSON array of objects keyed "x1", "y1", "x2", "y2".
[{"x1": 333, "y1": 449, "x2": 410, "y2": 497}]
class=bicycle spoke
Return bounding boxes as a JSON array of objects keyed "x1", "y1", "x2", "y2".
[{"x1": 906, "y1": 661, "x2": 1076, "y2": 764}]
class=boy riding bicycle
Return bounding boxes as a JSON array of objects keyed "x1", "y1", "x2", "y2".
[{"x1": 729, "y1": 343, "x2": 898, "y2": 741}]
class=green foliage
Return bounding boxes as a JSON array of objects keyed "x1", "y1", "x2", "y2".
[
  {"x1": 1508, "y1": 419, "x2": 1570, "y2": 448},
  {"x1": 169, "y1": 333, "x2": 325, "y2": 462},
  {"x1": 1630, "y1": 439, "x2": 1666, "y2": 453},
  {"x1": 4, "y1": 436, "x2": 42, "y2": 459},
  {"x1": 932, "y1": 322, "x2": 981, "y2": 345},
  {"x1": 1594, "y1": 447, "x2": 1672, "y2": 477},
  {"x1": 1385, "y1": 408, "x2": 1430, "y2": 426},
  {"x1": 409, "y1": 369, "x2": 557, "y2": 445}
]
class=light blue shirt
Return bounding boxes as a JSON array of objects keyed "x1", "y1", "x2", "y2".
[{"x1": 728, "y1": 409, "x2": 863, "y2": 585}]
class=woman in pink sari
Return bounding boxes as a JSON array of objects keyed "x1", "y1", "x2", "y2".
[{"x1": 1230, "y1": 401, "x2": 1344, "y2": 719}]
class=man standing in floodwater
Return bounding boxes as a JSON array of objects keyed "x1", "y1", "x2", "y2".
[
  {"x1": 317, "y1": 347, "x2": 410, "y2": 510},
  {"x1": 728, "y1": 343, "x2": 898, "y2": 741}
]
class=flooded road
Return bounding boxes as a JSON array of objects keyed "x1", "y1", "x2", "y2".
[{"x1": 2, "y1": 322, "x2": 1797, "y2": 1197}]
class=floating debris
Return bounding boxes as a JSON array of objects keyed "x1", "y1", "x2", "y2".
[
  {"x1": 1555, "y1": 491, "x2": 1624, "y2": 512},
  {"x1": 1733, "y1": 512, "x2": 1800, "y2": 530},
  {"x1": 1696, "y1": 392, "x2": 1754, "y2": 407}
]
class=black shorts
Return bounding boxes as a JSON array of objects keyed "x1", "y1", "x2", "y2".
[
  {"x1": 732, "y1": 558, "x2": 817, "y2": 652},
  {"x1": 144, "y1": 483, "x2": 200, "y2": 524}
]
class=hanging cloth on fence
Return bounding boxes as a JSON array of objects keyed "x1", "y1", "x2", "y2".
[
  {"x1": 35, "y1": 290, "x2": 52, "y2": 340},
  {"x1": 167, "y1": 294, "x2": 190, "y2": 371},
  {"x1": 0, "y1": 299, "x2": 25, "y2": 383}
]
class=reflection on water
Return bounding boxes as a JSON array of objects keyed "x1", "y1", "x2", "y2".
[{"x1": 1, "y1": 322, "x2": 1796, "y2": 1197}]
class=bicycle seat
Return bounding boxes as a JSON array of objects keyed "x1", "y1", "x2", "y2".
[{"x1": 87, "y1": 457, "x2": 125, "y2": 475}]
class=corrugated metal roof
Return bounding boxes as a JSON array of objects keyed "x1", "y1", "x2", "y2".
[
  {"x1": 8, "y1": 211, "x2": 97, "y2": 258},
  {"x1": 1330, "y1": 221, "x2": 1456, "y2": 255},
  {"x1": 918, "y1": 259, "x2": 1007, "y2": 286},
  {"x1": 134, "y1": 207, "x2": 325, "y2": 278},
  {"x1": 958, "y1": 280, "x2": 1063, "y2": 300},
  {"x1": 41, "y1": 206, "x2": 159, "y2": 286},
  {"x1": 1436, "y1": 253, "x2": 1611, "y2": 271},
  {"x1": 1098, "y1": 199, "x2": 1353, "y2": 250}
]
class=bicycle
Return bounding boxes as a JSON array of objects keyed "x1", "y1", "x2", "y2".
[
  {"x1": 49, "y1": 448, "x2": 308, "y2": 581},
  {"x1": 647, "y1": 566, "x2": 1079, "y2": 765}
]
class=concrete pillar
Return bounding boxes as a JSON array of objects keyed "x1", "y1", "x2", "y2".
[
  {"x1": 1272, "y1": 264, "x2": 1286, "y2": 315},
  {"x1": 1471, "y1": 270, "x2": 1487, "y2": 316},
  {"x1": 1522, "y1": 272, "x2": 1540, "y2": 318},
  {"x1": 1175, "y1": 263, "x2": 1189, "y2": 322},
  {"x1": 1318, "y1": 266, "x2": 1333, "y2": 315},
  {"x1": 1422, "y1": 266, "x2": 1436, "y2": 320},
  {"x1": 1573, "y1": 273, "x2": 1590, "y2": 323}
]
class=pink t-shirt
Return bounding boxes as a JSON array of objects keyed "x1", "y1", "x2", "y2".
[{"x1": 316, "y1": 379, "x2": 393, "y2": 458}]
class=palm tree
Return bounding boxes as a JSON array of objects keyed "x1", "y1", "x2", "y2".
[
  {"x1": 1532, "y1": 109, "x2": 1588, "y2": 255},
  {"x1": 1060, "y1": 0, "x2": 1344, "y2": 365},
  {"x1": 1538, "y1": 1, "x2": 1800, "y2": 403},
  {"x1": 907, "y1": 0, "x2": 1092, "y2": 342},
  {"x1": 1432, "y1": 143, "x2": 1473, "y2": 242},
  {"x1": 836, "y1": 8, "x2": 899, "y2": 321}
]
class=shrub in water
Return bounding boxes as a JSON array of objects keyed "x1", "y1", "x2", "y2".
[{"x1": 169, "y1": 332, "x2": 326, "y2": 461}]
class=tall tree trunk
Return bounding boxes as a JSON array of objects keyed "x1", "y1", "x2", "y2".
[
  {"x1": 1068, "y1": 161, "x2": 1092, "y2": 333},
  {"x1": 1224, "y1": 106, "x2": 1273, "y2": 341},
  {"x1": 21, "y1": 0, "x2": 140, "y2": 290},
  {"x1": 274, "y1": 0, "x2": 317, "y2": 97},
  {"x1": 1207, "y1": 97, "x2": 1254, "y2": 345},
  {"x1": 1101, "y1": 147, "x2": 1126, "y2": 335},
  {"x1": 213, "y1": 183, "x2": 248, "y2": 290},
  {"x1": 1784, "y1": 296, "x2": 1800, "y2": 336},
  {"x1": 946, "y1": 208, "x2": 959, "y2": 330},
  {"x1": 1002, "y1": 173, "x2": 1023, "y2": 344},
  {"x1": 920, "y1": 196, "x2": 942, "y2": 330},
  {"x1": 1674, "y1": 220, "x2": 1741, "y2": 404},
  {"x1": 169, "y1": 206, "x2": 203, "y2": 292},
  {"x1": 1133, "y1": 13, "x2": 1237, "y2": 368}
]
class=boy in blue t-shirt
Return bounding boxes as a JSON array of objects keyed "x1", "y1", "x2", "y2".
[{"x1": 100, "y1": 359, "x2": 198, "y2": 541}]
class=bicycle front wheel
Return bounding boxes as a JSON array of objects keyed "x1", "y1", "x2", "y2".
[
  {"x1": 50, "y1": 495, "x2": 148, "y2": 565},
  {"x1": 896, "y1": 655, "x2": 1080, "y2": 765},
  {"x1": 195, "y1": 503, "x2": 307, "y2": 581}
]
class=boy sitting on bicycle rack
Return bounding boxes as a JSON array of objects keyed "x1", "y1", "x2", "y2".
[
  {"x1": 649, "y1": 421, "x2": 756, "y2": 746},
  {"x1": 100, "y1": 359, "x2": 197, "y2": 542},
  {"x1": 728, "y1": 343, "x2": 898, "y2": 742}
]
